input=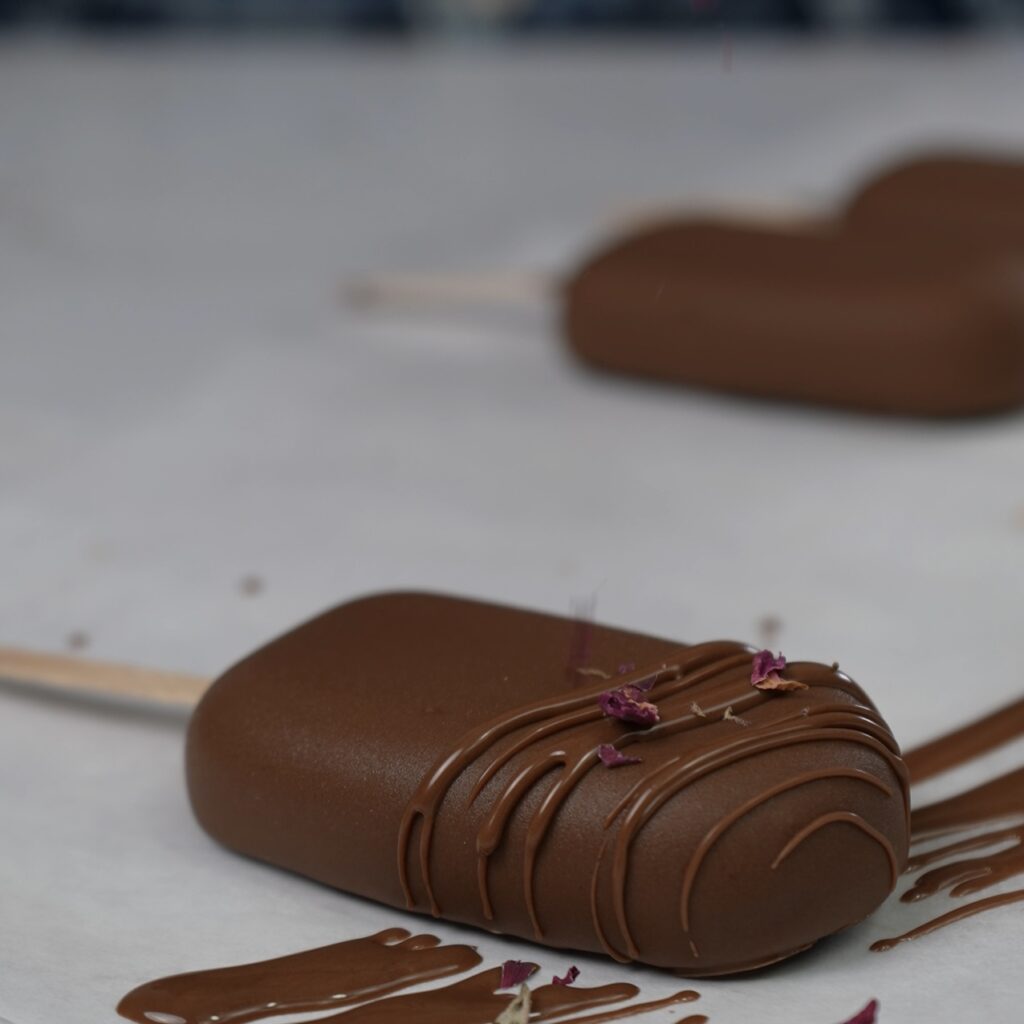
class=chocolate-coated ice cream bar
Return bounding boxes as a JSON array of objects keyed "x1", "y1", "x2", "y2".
[
  {"x1": 564, "y1": 219, "x2": 1024, "y2": 417},
  {"x1": 186, "y1": 592, "x2": 909, "y2": 976}
]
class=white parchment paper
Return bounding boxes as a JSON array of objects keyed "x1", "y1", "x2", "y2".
[{"x1": 3, "y1": 37, "x2": 1024, "y2": 1024}]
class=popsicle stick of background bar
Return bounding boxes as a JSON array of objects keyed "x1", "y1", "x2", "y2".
[
  {"x1": 342, "y1": 199, "x2": 823, "y2": 310},
  {"x1": 0, "y1": 646, "x2": 208, "y2": 708}
]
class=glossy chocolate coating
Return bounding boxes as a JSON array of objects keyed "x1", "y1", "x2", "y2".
[
  {"x1": 846, "y1": 152, "x2": 1024, "y2": 248},
  {"x1": 186, "y1": 592, "x2": 909, "y2": 976},
  {"x1": 563, "y1": 219, "x2": 1024, "y2": 416}
]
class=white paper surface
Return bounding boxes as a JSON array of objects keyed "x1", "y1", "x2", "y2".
[{"x1": 3, "y1": 37, "x2": 1024, "y2": 1024}]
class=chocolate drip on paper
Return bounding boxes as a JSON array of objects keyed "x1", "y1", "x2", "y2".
[
  {"x1": 873, "y1": 702, "x2": 1024, "y2": 952},
  {"x1": 903, "y1": 695, "x2": 1024, "y2": 784},
  {"x1": 117, "y1": 928, "x2": 481, "y2": 1024},
  {"x1": 398, "y1": 642, "x2": 907, "y2": 964},
  {"x1": 117, "y1": 926, "x2": 703, "y2": 1024}
]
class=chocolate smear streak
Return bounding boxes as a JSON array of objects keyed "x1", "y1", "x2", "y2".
[
  {"x1": 117, "y1": 926, "x2": 702, "y2": 1024},
  {"x1": 873, "y1": 701, "x2": 1024, "y2": 952},
  {"x1": 903, "y1": 694, "x2": 1024, "y2": 784},
  {"x1": 117, "y1": 927, "x2": 481, "y2": 1024}
]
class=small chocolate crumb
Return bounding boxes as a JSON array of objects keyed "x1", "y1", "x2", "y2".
[
  {"x1": 239, "y1": 575, "x2": 265, "y2": 596},
  {"x1": 65, "y1": 630, "x2": 91, "y2": 651},
  {"x1": 690, "y1": 701, "x2": 708, "y2": 718},
  {"x1": 831, "y1": 661, "x2": 840, "y2": 672},
  {"x1": 723, "y1": 706, "x2": 751, "y2": 727},
  {"x1": 757, "y1": 614, "x2": 782, "y2": 648},
  {"x1": 575, "y1": 667, "x2": 612, "y2": 680}
]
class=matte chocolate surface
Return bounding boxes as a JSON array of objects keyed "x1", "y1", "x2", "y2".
[
  {"x1": 563, "y1": 219, "x2": 1024, "y2": 416},
  {"x1": 186, "y1": 592, "x2": 909, "y2": 976},
  {"x1": 846, "y1": 153, "x2": 1024, "y2": 249}
]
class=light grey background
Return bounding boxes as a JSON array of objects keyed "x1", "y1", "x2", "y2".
[{"x1": 2, "y1": 36, "x2": 1024, "y2": 1022}]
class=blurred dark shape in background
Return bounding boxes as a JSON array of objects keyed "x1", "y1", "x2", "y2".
[{"x1": 0, "y1": 0, "x2": 1021, "y2": 32}]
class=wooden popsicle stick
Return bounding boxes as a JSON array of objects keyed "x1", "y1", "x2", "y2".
[
  {"x1": 0, "y1": 645, "x2": 209, "y2": 709},
  {"x1": 342, "y1": 270, "x2": 556, "y2": 310},
  {"x1": 341, "y1": 199, "x2": 824, "y2": 312}
]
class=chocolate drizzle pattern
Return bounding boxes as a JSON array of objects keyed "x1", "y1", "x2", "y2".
[
  {"x1": 872, "y1": 695, "x2": 1024, "y2": 952},
  {"x1": 117, "y1": 927, "x2": 701, "y2": 1024},
  {"x1": 397, "y1": 641, "x2": 908, "y2": 964}
]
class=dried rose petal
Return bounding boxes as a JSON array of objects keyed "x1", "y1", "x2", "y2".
[
  {"x1": 838, "y1": 998, "x2": 878, "y2": 1024},
  {"x1": 597, "y1": 744, "x2": 642, "y2": 768},
  {"x1": 754, "y1": 674, "x2": 808, "y2": 692},
  {"x1": 751, "y1": 649, "x2": 787, "y2": 683},
  {"x1": 723, "y1": 706, "x2": 751, "y2": 726},
  {"x1": 598, "y1": 685, "x2": 660, "y2": 726},
  {"x1": 750, "y1": 649, "x2": 808, "y2": 691},
  {"x1": 552, "y1": 965, "x2": 580, "y2": 986},
  {"x1": 574, "y1": 667, "x2": 611, "y2": 679},
  {"x1": 495, "y1": 984, "x2": 532, "y2": 1024},
  {"x1": 498, "y1": 961, "x2": 537, "y2": 989}
]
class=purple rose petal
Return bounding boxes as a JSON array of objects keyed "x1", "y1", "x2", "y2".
[
  {"x1": 597, "y1": 744, "x2": 643, "y2": 768},
  {"x1": 499, "y1": 961, "x2": 537, "y2": 989},
  {"x1": 552, "y1": 965, "x2": 580, "y2": 986},
  {"x1": 838, "y1": 999, "x2": 878, "y2": 1024},
  {"x1": 750, "y1": 649, "x2": 808, "y2": 692},
  {"x1": 751, "y1": 649, "x2": 787, "y2": 684},
  {"x1": 598, "y1": 685, "x2": 660, "y2": 726}
]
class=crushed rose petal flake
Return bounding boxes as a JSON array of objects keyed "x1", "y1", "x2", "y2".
[
  {"x1": 598, "y1": 684, "x2": 660, "y2": 726},
  {"x1": 552, "y1": 965, "x2": 580, "y2": 986},
  {"x1": 838, "y1": 998, "x2": 879, "y2": 1024},
  {"x1": 597, "y1": 744, "x2": 643, "y2": 768},
  {"x1": 750, "y1": 649, "x2": 807, "y2": 691},
  {"x1": 754, "y1": 674, "x2": 808, "y2": 692},
  {"x1": 575, "y1": 667, "x2": 612, "y2": 679},
  {"x1": 498, "y1": 961, "x2": 537, "y2": 989}
]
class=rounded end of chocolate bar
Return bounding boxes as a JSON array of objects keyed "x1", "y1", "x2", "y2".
[{"x1": 845, "y1": 150, "x2": 1024, "y2": 239}]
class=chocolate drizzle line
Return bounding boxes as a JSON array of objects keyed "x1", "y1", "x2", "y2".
[
  {"x1": 870, "y1": 890, "x2": 1024, "y2": 953},
  {"x1": 117, "y1": 927, "x2": 701, "y2": 1024},
  {"x1": 903, "y1": 694, "x2": 1024, "y2": 784},
  {"x1": 872, "y1": 700, "x2": 1024, "y2": 952},
  {"x1": 397, "y1": 642, "x2": 908, "y2": 962}
]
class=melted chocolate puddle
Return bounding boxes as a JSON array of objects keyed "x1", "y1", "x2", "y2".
[
  {"x1": 873, "y1": 698, "x2": 1024, "y2": 951},
  {"x1": 117, "y1": 928, "x2": 480, "y2": 1023},
  {"x1": 117, "y1": 927, "x2": 700, "y2": 1024}
]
